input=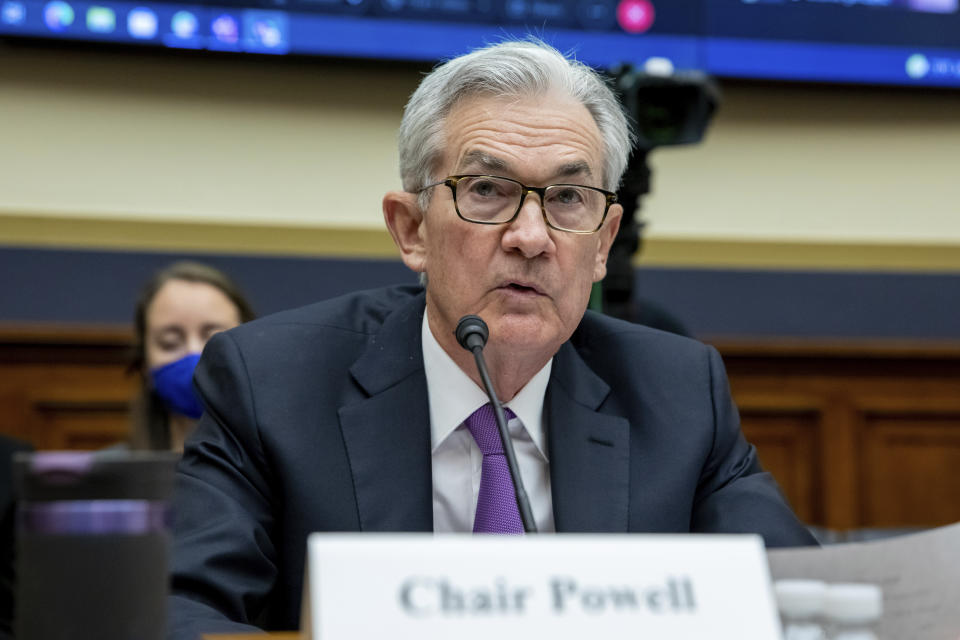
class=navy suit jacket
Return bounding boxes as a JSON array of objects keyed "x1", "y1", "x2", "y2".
[{"x1": 168, "y1": 285, "x2": 815, "y2": 639}]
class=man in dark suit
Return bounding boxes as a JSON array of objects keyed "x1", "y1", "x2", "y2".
[{"x1": 168, "y1": 39, "x2": 816, "y2": 639}]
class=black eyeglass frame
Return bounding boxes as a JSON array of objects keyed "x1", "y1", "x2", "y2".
[{"x1": 417, "y1": 174, "x2": 618, "y2": 234}]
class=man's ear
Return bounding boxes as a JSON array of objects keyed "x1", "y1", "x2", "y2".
[
  {"x1": 383, "y1": 190, "x2": 428, "y2": 274},
  {"x1": 593, "y1": 203, "x2": 623, "y2": 283}
]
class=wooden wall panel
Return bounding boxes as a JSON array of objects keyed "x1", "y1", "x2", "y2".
[
  {"x1": 2, "y1": 327, "x2": 960, "y2": 532},
  {"x1": 740, "y1": 407, "x2": 821, "y2": 524},
  {"x1": 31, "y1": 398, "x2": 131, "y2": 450},
  {"x1": 860, "y1": 411, "x2": 960, "y2": 527},
  {"x1": 718, "y1": 340, "x2": 960, "y2": 531},
  {"x1": 0, "y1": 327, "x2": 135, "y2": 450}
]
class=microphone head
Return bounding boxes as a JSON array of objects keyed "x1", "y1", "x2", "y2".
[{"x1": 455, "y1": 315, "x2": 488, "y2": 351}]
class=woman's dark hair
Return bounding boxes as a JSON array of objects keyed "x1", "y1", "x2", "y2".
[{"x1": 128, "y1": 261, "x2": 256, "y2": 450}]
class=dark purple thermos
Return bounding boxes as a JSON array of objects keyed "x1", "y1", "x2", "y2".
[{"x1": 13, "y1": 451, "x2": 178, "y2": 640}]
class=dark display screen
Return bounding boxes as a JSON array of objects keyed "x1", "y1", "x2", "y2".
[{"x1": 1, "y1": 0, "x2": 958, "y2": 86}]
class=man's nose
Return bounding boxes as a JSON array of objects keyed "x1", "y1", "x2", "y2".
[{"x1": 501, "y1": 193, "x2": 554, "y2": 258}]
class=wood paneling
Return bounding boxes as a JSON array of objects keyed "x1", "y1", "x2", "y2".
[
  {"x1": 2, "y1": 327, "x2": 959, "y2": 531},
  {"x1": 860, "y1": 411, "x2": 960, "y2": 527},
  {"x1": 740, "y1": 406, "x2": 821, "y2": 524},
  {"x1": 0, "y1": 326, "x2": 135, "y2": 450},
  {"x1": 717, "y1": 338, "x2": 960, "y2": 530}
]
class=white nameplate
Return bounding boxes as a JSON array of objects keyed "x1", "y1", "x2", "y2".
[{"x1": 302, "y1": 533, "x2": 782, "y2": 640}]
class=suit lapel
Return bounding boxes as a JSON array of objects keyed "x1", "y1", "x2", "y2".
[
  {"x1": 548, "y1": 342, "x2": 631, "y2": 533},
  {"x1": 338, "y1": 293, "x2": 433, "y2": 532}
]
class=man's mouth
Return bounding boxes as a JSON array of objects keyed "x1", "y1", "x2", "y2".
[{"x1": 500, "y1": 281, "x2": 544, "y2": 295}]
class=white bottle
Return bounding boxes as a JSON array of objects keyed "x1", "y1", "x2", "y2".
[
  {"x1": 823, "y1": 583, "x2": 882, "y2": 640},
  {"x1": 774, "y1": 579, "x2": 828, "y2": 640}
]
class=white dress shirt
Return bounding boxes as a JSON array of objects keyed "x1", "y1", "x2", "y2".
[{"x1": 422, "y1": 311, "x2": 556, "y2": 533}]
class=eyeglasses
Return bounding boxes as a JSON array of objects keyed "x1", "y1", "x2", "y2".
[{"x1": 417, "y1": 175, "x2": 617, "y2": 234}]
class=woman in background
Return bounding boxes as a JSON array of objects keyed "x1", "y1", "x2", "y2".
[{"x1": 129, "y1": 261, "x2": 255, "y2": 452}]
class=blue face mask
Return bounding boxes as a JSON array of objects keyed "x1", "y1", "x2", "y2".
[{"x1": 150, "y1": 353, "x2": 204, "y2": 419}]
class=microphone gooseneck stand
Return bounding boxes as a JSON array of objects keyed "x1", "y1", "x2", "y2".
[{"x1": 455, "y1": 315, "x2": 538, "y2": 534}]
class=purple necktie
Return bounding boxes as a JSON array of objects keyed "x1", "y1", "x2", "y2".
[{"x1": 466, "y1": 404, "x2": 524, "y2": 534}]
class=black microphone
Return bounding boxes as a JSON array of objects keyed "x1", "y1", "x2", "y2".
[{"x1": 455, "y1": 315, "x2": 537, "y2": 534}]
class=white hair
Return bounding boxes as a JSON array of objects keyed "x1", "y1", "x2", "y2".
[{"x1": 398, "y1": 38, "x2": 634, "y2": 208}]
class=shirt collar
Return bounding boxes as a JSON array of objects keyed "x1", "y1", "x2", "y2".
[{"x1": 421, "y1": 309, "x2": 551, "y2": 459}]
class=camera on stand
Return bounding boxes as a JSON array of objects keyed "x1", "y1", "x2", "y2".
[{"x1": 598, "y1": 61, "x2": 720, "y2": 332}]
